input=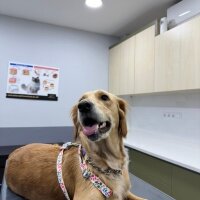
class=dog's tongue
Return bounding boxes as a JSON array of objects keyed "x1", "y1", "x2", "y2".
[{"x1": 82, "y1": 124, "x2": 98, "y2": 136}]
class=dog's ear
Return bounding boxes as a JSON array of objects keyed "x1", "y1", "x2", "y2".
[
  {"x1": 71, "y1": 105, "x2": 79, "y2": 140},
  {"x1": 117, "y1": 98, "x2": 128, "y2": 138}
]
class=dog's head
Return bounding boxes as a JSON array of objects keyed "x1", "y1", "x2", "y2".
[{"x1": 71, "y1": 90, "x2": 127, "y2": 142}]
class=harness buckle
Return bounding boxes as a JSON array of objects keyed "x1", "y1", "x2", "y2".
[{"x1": 82, "y1": 169, "x2": 91, "y2": 179}]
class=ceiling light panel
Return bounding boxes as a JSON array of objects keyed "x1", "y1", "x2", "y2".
[{"x1": 85, "y1": 0, "x2": 103, "y2": 8}]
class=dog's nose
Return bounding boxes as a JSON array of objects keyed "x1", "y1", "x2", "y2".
[{"x1": 78, "y1": 101, "x2": 93, "y2": 113}]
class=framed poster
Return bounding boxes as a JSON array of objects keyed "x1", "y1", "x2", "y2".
[{"x1": 6, "y1": 62, "x2": 59, "y2": 101}]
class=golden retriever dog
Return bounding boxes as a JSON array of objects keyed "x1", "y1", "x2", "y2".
[{"x1": 5, "y1": 90, "x2": 146, "y2": 200}]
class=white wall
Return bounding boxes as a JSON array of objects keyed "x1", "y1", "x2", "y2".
[
  {"x1": 0, "y1": 15, "x2": 117, "y2": 128},
  {"x1": 124, "y1": 90, "x2": 200, "y2": 173}
]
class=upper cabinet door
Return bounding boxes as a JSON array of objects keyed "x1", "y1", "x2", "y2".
[
  {"x1": 134, "y1": 25, "x2": 155, "y2": 94},
  {"x1": 155, "y1": 26, "x2": 181, "y2": 92},
  {"x1": 119, "y1": 36, "x2": 135, "y2": 95},
  {"x1": 109, "y1": 35, "x2": 135, "y2": 95},
  {"x1": 179, "y1": 16, "x2": 200, "y2": 90},
  {"x1": 108, "y1": 44, "x2": 121, "y2": 95},
  {"x1": 155, "y1": 15, "x2": 200, "y2": 92}
]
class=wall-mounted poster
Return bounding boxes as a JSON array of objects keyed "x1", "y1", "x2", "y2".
[{"x1": 6, "y1": 62, "x2": 59, "y2": 101}]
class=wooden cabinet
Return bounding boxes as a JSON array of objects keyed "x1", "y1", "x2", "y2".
[
  {"x1": 109, "y1": 15, "x2": 200, "y2": 95},
  {"x1": 134, "y1": 25, "x2": 155, "y2": 94},
  {"x1": 179, "y1": 16, "x2": 200, "y2": 90},
  {"x1": 108, "y1": 44, "x2": 121, "y2": 95},
  {"x1": 155, "y1": 26, "x2": 181, "y2": 92},
  {"x1": 155, "y1": 15, "x2": 200, "y2": 92},
  {"x1": 109, "y1": 36, "x2": 135, "y2": 95},
  {"x1": 119, "y1": 37, "x2": 135, "y2": 95},
  {"x1": 109, "y1": 25, "x2": 155, "y2": 95}
]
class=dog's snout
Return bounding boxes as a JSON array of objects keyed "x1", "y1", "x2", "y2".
[{"x1": 78, "y1": 101, "x2": 93, "y2": 113}]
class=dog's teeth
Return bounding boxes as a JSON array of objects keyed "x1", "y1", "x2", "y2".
[{"x1": 99, "y1": 122, "x2": 106, "y2": 128}]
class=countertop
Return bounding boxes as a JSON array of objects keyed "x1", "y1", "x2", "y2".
[{"x1": 125, "y1": 136, "x2": 200, "y2": 174}]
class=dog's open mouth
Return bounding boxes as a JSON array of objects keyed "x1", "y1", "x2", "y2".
[{"x1": 81, "y1": 117, "x2": 111, "y2": 141}]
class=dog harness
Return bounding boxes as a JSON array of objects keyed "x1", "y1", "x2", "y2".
[{"x1": 56, "y1": 142, "x2": 113, "y2": 199}]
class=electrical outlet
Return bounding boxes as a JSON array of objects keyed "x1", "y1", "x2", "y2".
[{"x1": 163, "y1": 112, "x2": 182, "y2": 119}]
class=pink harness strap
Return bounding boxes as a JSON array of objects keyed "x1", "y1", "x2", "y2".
[{"x1": 56, "y1": 142, "x2": 112, "y2": 199}]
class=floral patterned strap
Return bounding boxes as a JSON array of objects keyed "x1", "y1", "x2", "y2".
[
  {"x1": 57, "y1": 142, "x2": 80, "y2": 200},
  {"x1": 78, "y1": 145, "x2": 113, "y2": 198},
  {"x1": 89, "y1": 174, "x2": 113, "y2": 198},
  {"x1": 57, "y1": 147, "x2": 71, "y2": 200},
  {"x1": 57, "y1": 142, "x2": 113, "y2": 199}
]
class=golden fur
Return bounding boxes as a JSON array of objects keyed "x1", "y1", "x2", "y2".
[{"x1": 5, "y1": 90, "x2": 145, "y2": 200}]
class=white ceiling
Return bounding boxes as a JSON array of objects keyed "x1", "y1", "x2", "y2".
[{"x1": 0, "y1": 0, "x2": 180, "y2": 37}]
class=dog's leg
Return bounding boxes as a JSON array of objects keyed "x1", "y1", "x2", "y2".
[{"x1": 126, "y1": 191, "x2": 147, "y2": 200}]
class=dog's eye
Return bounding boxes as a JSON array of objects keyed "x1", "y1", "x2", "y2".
[{"x1": 101, "y1": 94, "x2": 109, "y2": 101}]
